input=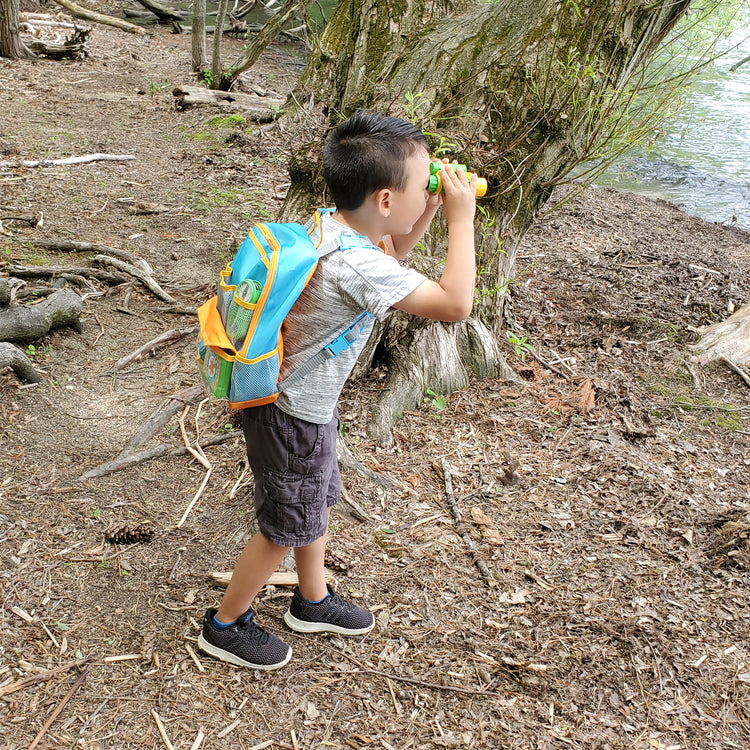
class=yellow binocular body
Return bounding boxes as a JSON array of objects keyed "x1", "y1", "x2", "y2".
[{"x1": 428, "y1": 162, "x2": 487, "y2": 197}]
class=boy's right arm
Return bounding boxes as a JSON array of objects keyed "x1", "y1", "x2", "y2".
[{"x1": 392, "y1": 165, "x2": 477, "y2": 322}]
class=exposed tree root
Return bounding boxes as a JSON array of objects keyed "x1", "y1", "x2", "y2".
[
  {"x1": 690, "y1": 302, "x2": 750, "y2": 366},
  {"x1": 0, "y1": 287, "x2": 82, "y2": 343},
  {"x1": 0, "y1": 342, "x2": 43, "y2": 383},
  {"x1": 367, "y1": 315, "x2": 516, "y2": 447}
]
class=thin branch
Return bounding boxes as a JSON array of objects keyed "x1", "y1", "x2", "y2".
[
  {"x1": 114, "y1": 327, "x2": 198, "y2": 372},
  {"x1": 0, "y1": 153, "x2": 135, "y2": 168},
  {"x1": 442, "y1": 459, "x2": 494, "y2": 585},
  {"x1": 28, "y1": 667, "x2": 89, "y2": 750},
  {"x1": 78, "y1": 431, "x2": 241, "y2": 481}
]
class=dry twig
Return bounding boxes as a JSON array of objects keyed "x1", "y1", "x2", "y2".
[
  {"x1": 441, "y1": 459, "x2": 494, "y2": 585},
  {"x1": 28, "y1": 666, "x2": 89, "y2": 750}
]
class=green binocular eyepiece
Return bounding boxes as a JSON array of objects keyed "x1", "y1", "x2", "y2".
[{"x1": 427, "y1": 162, "x2": 487, "y2": 197}]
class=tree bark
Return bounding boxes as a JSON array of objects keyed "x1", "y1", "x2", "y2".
[
  {"x1": 0, "y1": 0, "x2": 34, "y2": 58},
  {"x1": 285, "y1": 0, "x2": 693, "y2": 444},
  {"x1": 191, "y1": 0, "x2": 207, "y2": 72},
  {"x1": 210, "y1": 0, "x2": 229, "y2": 84},
  {"x1": 689, "y1": 303, "x2": 750, "y2": 366},
  {"x1": 0, "y1": 342, "x2": 42, "y2": 383}
]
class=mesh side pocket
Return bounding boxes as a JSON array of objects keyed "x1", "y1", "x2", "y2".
[
  {"x1": 229, "y1": 349, "x2": 280, "y2": 404},
  {"x1": 217, "y1": 269, "x2": 235, "y2": 322}
]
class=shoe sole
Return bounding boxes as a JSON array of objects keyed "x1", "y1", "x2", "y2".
[
  {"x1": 197, "y1": 633, "x2": 292, "y2": 670},
  {"x1": 283, "y1": 611, "x2": 375, "y2": 636}
]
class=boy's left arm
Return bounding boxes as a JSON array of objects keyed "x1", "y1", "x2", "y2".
[{"x1": 384, "y1": 193, "x2": 442, "y2": 260}]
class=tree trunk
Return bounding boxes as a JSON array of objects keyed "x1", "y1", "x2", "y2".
[
  {"x1": 210, "y1": 0, "x2": 229, "y2": 83},
  {"x1": 286, "y1": 0, "x2": 694, "y2": 444},
  {"x1": 0, "y1": 0, "x2": 33, "y2": 58},
  {"x1": 191, "y1": 0, "x2": 207, "y2": 72}
]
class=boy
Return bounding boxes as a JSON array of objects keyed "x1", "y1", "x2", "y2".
[{"x1": 198, "y1": 109, "x2": 477, "y2": 670}]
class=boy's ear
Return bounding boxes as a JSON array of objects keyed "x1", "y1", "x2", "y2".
[{"x1": 374, "y1": 188, "x2": 392, "y2": 217}]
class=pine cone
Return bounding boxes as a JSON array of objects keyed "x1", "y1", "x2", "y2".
[
  {"x1": 324, "y1": 549, "x2": 353, "y2": 576},
  {"x1": 141, "y1": 630, "x2": 158, "y2": 666},
  {"x1": 105, "y1": 524, "x2": 155, "y2": 545}
]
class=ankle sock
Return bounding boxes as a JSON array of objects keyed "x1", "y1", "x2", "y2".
[
  {"x1": 212, "y1": 613, "x2": 236, "y2": 629},
  {"x1": 306, "y1": 593, "x2": 331, "y2": 605}
]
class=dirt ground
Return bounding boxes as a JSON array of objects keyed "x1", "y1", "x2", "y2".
[{"x1": 1, "y1": 11, "x2": 749, "y2": 750}]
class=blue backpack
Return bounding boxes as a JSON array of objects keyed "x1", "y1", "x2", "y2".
[{"x1": 197, "y1": 209, "x2": 372, "y2": 409}]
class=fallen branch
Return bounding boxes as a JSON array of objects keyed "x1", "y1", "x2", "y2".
[
  {"x1": 0, "y1": 657, "x2": 91, "y2": 698},
  {"x1": 117, "y1": 384, "x2": 205, "y2": 457},
  {"x1": 114, "y1": 326, "x2": 198, "y2": 372},
  {"x1": 0, "y1": 153, "x2": 136, "y2": 169},
  {"x1": 441, "y1": 459, "x2": 494, "y2": 586},
  {"x1": 30, "y1": 239, "x2": 154, "y2": 276},
  {"x1": 151, "y1": 710, "x2": 175, "y2": 750},
  {"x1": 730, "y1": 53, "x2": 750, "y2": 72},
  {"x1": 323, "y1": 644, "x2": 499, "y2": 698},
  {"x1": 78, "y1": 430, "x2": 240, "y2": 481},
  {"x1": 93, "y1": 254, "x2": 176, "y2": 303},
  {"x1": 7, "y1": 263, "x2": 129, "y2": 286},
  {"x1": 0, "y1": 342, "x2": 43, "y2": 383},
  {"x1": 28, "y1": 667, "x2": 89, "y2": 750},
  {"x1": 177, "y1": 401, "x2": 212, "y2": 527},
  {"x1": 50, "y1": 0, "x2": 146, "y2": 34}
]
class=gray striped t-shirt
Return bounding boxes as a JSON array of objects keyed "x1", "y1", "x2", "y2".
[{"x1": 275, "y1": 210, "x2": 425, "y2": 424}]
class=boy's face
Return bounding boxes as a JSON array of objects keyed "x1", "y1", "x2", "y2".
[{"x1": 388, "y1": 146, "x2": 431, "y2": 234}]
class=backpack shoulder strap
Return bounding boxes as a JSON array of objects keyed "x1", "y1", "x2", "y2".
[{"x1": 277, "y1": 310, "x2": 373, "y2": 392}]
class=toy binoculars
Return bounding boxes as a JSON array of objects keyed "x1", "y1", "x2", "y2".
[{"x1": 428, "y1": 162, "x2": 487, "y2": 197}]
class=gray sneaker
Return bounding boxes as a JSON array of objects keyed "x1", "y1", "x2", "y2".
[
  {"x1": 197, "y1": 607, "x2": 292, "y2": 670},
  {"x1": 284, "y1": 584, "x2": 375, "y2": 636}
]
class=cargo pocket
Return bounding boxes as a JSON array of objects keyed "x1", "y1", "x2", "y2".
[{"x1": 260, "y1": 468, "x2": 324, "y2": 541}]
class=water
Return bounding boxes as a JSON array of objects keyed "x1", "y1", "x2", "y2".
[{"x1": 593, "y1": 22, "x2": 750, "y2": 230}]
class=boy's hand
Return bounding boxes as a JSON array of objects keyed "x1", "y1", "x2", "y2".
[{"x1": 437, "y1": 161, "x2": 476, "y2": 225}]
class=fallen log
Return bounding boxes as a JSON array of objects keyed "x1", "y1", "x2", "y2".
[
  {"x1": 172, "y1": 85, "x2": 284, "y2": 120},
  {"x1": 25, "y1": 27, "x2": 90, "y2": 59},
  {"x1": 0, "y1": 287, "x2": 82, "y2": 343},
  {"x1": 133, "y1": 0, "x2": 188, "y2": 22},
  {"x1": 50, "y1": 0, "x2": 145, "y2": 34},
  {"x1": 0, "y1": 342, "x2": 43, "y2": 383}
]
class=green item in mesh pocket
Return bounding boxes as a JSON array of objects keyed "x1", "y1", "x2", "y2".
[
  {"x1": 226, "y1": 278, "x2": 262, "y2": 343},
  {"x1": 196, "y1": 209, "x2": 373, "y2": 410}
]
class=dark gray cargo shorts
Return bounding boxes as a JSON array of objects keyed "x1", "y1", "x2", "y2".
[{"x1": 241, "y1": 402, "x2": 341, "y2": 547}]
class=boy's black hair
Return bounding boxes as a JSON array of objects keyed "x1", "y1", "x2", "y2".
[{"x1": 323, "y1": 109, "x2": 428, "y2": 211}]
